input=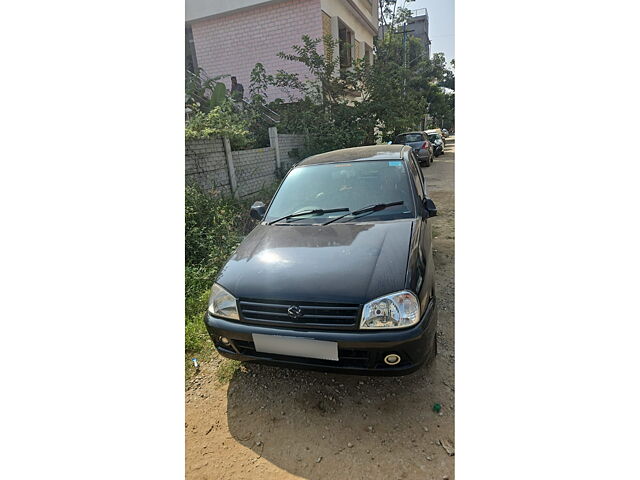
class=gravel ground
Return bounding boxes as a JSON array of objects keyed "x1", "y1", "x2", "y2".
[{"x1": 186, "y1": 137, "x2": 455, "y2": 480}]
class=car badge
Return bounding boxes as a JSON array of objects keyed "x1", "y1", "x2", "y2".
[{"x1": 287, "y1": 306, "x2": 303, "y2": 319}]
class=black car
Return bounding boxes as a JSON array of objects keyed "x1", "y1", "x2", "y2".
[
  {"x1": 205, "y1": 145, "x2": 439, "y2": 376},
  {"x1": 393, "y1": 132, "x2": 433, "y2": 167},
  {"x1": 426, "y1": 133, "x2": 445, "y2": 157}
]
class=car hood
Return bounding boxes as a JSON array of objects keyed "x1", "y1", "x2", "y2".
[{"x1": 216, "y1": 220, "x2": 414, "y2": 305}]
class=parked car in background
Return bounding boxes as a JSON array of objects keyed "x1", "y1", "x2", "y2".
[
  {"x1": 426, "y1": 133, "x2": 445, "y2": 157},
  {"x1": 205, "y1": 145, "x2": 439, "y2": 376},
  {"x1": 441, "y1": 128, "x2": 449, "y2": 138},
  {"x1": 426, "y1": 129, "x2": 446, "y2": 147},
  {"x1": 393, "y1": 131, "x2": 433, "y2": 167}
]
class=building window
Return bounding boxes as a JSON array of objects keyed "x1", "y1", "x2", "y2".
[{"x1": 338, "y1": 22, "x2": 354, "y2": 69}]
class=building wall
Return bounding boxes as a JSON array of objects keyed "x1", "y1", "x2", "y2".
[
  {"x1": 186, "y1": 0, "x2": 274, "y2": 22},
  {"x1": 320, "y1": 0, "x2": 378, "y2": 62},
  {"x1": 190, "y1": 0, "x2": 323, "y2": 101},
  {"x1": 378, "y1": 14, "x2": 431, "y2": 58}
]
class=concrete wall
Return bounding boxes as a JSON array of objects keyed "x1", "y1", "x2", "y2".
[
  {"x1": 184, "y1": 137, "x2": 231, "y2": 195},
  {"x1": 185, "y1": 132, "x2": 305, "y2": 198},
  {"x1": 232, "y1": 147, "x2": 278, "y2": 198},
  {"x1": 190, "y1": 0, "x2": 323, "y2": 101},
  {"x1": 278, "y1": 134, "x2": 307, "y2": 163}
]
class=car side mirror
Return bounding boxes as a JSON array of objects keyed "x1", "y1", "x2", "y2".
[
  {"x1": 250, "y1": 201, "x2": 266, "y2": 221},
  {"x1": 423, "y1": 198, "x2": 438, "y2": 217}
]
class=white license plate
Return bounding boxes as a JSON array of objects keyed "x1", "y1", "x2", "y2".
[{"x1": 252, "y1": 334, "x2": 339, "y2": 361}]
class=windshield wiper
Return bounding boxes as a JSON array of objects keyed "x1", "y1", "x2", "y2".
[
  {"x1": 268, "y1": 207, "x2": 349, "y2": 225},
  {"x1": 322, "y1": 201, "x2": 404, "y2": 226}
]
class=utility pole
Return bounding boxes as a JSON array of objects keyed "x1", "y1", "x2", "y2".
[
  {"x1": 403, "y1": 22, "x2": 407, "y2": 69},
  {"x1": 402, "y1": 22, "x2": 407, "y2": 96}
]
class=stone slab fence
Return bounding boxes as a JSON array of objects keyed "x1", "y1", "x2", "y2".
[{"x1": 185, "y1": 127, "x2": 305, "y2": 199}]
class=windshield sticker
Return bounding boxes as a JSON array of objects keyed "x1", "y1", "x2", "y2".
[{"x1": 388, "y1": 161, "x2": 402, "y2": 166}]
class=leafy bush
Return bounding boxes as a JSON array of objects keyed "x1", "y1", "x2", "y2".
[
  {"x1": 184, "y1": 183, "x2": 279, "y2": 357},
  {"x1": 185, "y1": 185, "x2": 247, "y2": 355},
  {"x1": 245, "y1": 34, "x2": 455, "y2": 158},
  {"x1": 185, "y1": 103, "x2": 250, "y2": 142}
]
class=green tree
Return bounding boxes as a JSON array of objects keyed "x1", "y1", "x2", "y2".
[{"x1": 243, "y1": 31, "x2": 455, "y2": 155}]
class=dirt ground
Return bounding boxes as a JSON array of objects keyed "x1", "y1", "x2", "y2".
[{"x1": 186, "y1": 137, "x2": 455, "y2": 480}]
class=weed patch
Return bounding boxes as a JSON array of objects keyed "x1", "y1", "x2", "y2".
[{"x1": 185, "y1": 182, "x2": 279, "y2": 367}]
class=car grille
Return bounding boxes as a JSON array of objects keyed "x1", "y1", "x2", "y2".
[{"x1": 237, "y1": 298, "x2": 361, "y2": 330}]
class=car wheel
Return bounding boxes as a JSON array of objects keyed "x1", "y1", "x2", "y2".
[{"x1": 424, "y1": 158, "x2": 431, "y2": 167}]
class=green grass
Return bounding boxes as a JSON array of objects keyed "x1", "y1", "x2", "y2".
[
  {"x1": 185, "y1": 182, "x2": 280, "y2": 372},
  {"x1": 216, "y1": 359, "x2": 242, "y2": 384}
]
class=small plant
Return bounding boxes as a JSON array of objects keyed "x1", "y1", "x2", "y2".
[
  {"x1": 185, "y1": 68, "x2": 229, "y2": 113},
  {"x1": 216, "y1": 359, "x2": 241, "y2": 384},
  {"x1": 185, "y1": 103, "x2": 250, "y2": 142},
  {"x1": 184, "y1": 183, "x2": 280, "y2": 369},
  {"x1": 185, "y1": 185, "x2": 247, "y2": 360}
]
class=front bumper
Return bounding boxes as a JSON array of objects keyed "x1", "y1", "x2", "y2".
[{"x1": 204, "y1": 298, "x2": 438, "y2": 376}]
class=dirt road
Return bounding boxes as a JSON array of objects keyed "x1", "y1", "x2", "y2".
[{"x1": 186, "y1": 138, "x2": 455, "y2": 480}]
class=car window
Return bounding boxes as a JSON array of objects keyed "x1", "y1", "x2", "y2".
[
  {"x1": 407, "y1": 154, "x2": 424, "y2": 199},
  {"x1": 411, "y1": 152, "x2": 426, "y2": 194},
  {"x1": 265, "y1": 160, "x2": 416, "y2": 223},
  {"x1": 395, "y1": 133, "x2": 424, "y2": 143}
]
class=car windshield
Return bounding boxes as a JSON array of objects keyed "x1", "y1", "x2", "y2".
[
  {"x1": 395, "y1": 133, "x2": 423, "y2": 143},
  {"x1": 428, "y1": 134, "x2": 439, "y2": 141},
  {"x1": 265, "y1": 160, "x2": 415, "y2": 224}
]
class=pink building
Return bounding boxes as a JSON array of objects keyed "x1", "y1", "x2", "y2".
[{"x1": 186, "y1": 0, "x2": 378, "y2": 101}]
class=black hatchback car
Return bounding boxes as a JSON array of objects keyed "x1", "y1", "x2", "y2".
[
  {"x1": 393, "y1": 132, "x2": 433, "y2": 167},
  {"x1": 205, "y1": 145, "x2": 439, "y2": 376}
]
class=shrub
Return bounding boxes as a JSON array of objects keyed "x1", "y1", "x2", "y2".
[
  {"x1": 184, "y1": 183, "x2": 280, "y2": 359},
  {"x1": 185, "y1": 103, "x2": 250, "y2": 143},
  {"x1": 184, "y1": 185, "x2": 246, "y2": 356}
]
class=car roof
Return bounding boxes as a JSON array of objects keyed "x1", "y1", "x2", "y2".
[{"x1": 298, "y1": 145, "x2": 410, "y2": 166}]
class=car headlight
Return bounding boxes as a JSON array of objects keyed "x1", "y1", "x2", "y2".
[
  {"x1": 360, "y1": 290, "x2": 420, "y2": 329},
  {"x1": 207, "y1": 283, "x2": 239, "y2": 320}
]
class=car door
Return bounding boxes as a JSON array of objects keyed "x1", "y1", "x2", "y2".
[{"x1": 406, "y1": 152, "x2": 435, "y2": 306}]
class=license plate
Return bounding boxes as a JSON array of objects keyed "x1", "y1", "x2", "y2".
[{"x1": 252, "y1": 334, "x2": 339, "y2": 361}]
